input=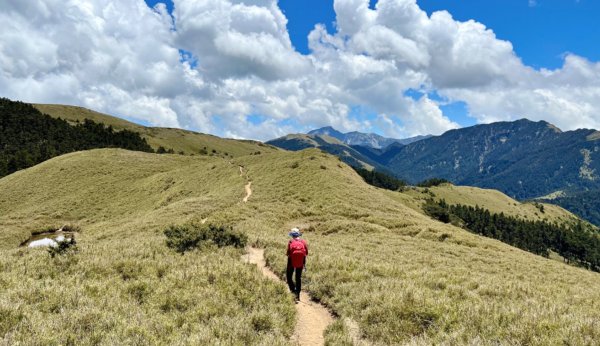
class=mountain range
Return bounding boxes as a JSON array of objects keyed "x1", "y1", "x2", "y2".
[
  {"x1": 268, "y1": 120, "x2": 600, "y2": 225},
  {"x1": 307, "y1": 126, "x2": 431, "y2": 148}
]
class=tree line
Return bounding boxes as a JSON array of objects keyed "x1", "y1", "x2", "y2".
[
  {"x1": 417, "y1": 178, "x2": 450, "y2": 187},
  {"x1": 353, "y1": 166, "x2": 454, "y2": 192},
  {"x1": 424, "y1": 199, "x2": 600, "y2": 272},
  {"x1": 352, "y1": 166, "x2": 408, "y2": 191},
  {"x1": 0, "y1": 98, "x2": 154, "y2": 177}
]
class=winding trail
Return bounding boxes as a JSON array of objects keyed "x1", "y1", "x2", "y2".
[
  {"x1": 242, "y1": 247, "x2": 334, "y2": 346},
  {"x1": 243, "y1": 181, "x2": 252, "y2": 202},
  {"x1": 238, "y1": 165, "x2": 252, "y2": 203}
]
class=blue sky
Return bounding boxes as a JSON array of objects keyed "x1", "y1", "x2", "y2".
[
  {"x1": 148, "y1": 0, "x2": 599, "y2": 70},
  {"x1": 4, "y1": 0, "x2": 599, "y2": 140},
  {"x1": 415, "y1": 0, "x2": 600, "y2": 69},
  {"x1": 279, "y1": 0, "x2": 600, "y2": 69},
  {"x1": 140, "y1": 0, "x2": 599, "y2": 133}
]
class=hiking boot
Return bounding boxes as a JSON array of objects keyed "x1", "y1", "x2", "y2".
[{"x1": 295, "y1": 293, "x2": 300, "y2": 303}]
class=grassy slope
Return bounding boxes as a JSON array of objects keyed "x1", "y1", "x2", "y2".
[
  {"x1": 33, "y1": 104, "x2": 278, "y2": 157},
  {"x1": 1, "y1": 148, "x2": 599, "y2": 344},
  {"x1": 402, "y1": 184, "x2": 580, "y2": 225},
  {"x1": 0, "y1": 149, "x2": 293, "y2": 344}
]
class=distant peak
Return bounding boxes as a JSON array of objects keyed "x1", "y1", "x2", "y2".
[
  {"x1": 308, "y1": 126, "x2": 340, "y2": 134},
  {"x1": 307, "y1": 126, "x2": 345, "y2": 140}
]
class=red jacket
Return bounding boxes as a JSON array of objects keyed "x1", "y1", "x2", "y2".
[{"x1": 287, "y1": 238, "x2": 308, "y2": 268}]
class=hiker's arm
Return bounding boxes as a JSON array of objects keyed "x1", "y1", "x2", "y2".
[{"x1": 304, "y1": 241, "x2": 309, "y2": 256}]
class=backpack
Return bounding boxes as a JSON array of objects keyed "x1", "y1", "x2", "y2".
[{"x1": 289, "y1": 239, "x2": 307, "y2": 257}]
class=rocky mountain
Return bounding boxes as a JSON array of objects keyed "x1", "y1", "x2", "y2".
[
  {"x1": 270, "y1": 119, "x2": 600, "y2": 225},
  {"x1": 265, "y1": 133, "x2": 387, "y2": 171},
  {"x1": 307, "y1": 126, "x2": 430, "y2": 148},
  {"x1": 385, "y1": 119, "x2": 600, "y2": 200}
]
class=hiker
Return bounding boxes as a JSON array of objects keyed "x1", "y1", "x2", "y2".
[{"x1": 286, "y1": 227, "x2": 308, "y2": 302}]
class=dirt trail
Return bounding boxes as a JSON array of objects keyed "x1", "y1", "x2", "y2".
[
  {"x1": 242, "y1": 247, "x2": 334, "y2": 346},
  {"x1": 243, "y1": 181, "x2": 252, "y2": 202}
]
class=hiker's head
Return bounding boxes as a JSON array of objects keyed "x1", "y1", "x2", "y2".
[{"x1": 288, "y1": 227, "x2": 302, "y2": 238}]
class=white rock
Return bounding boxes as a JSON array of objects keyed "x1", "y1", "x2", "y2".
[{"x1": 28, "y1": 238, "x2": 58, "y2": 248}]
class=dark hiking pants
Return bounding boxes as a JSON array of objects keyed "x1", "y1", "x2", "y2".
[{"x1": 286, "y1": 258, "x2": 303, "y2": 295}]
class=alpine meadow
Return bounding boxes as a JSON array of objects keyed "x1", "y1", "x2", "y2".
[
  {"x1": 2, "y1": 0, "x2": 600, "y2": 345},
  {"x1": 0, "y1": 102, "x2": 598, "y2": 345}
]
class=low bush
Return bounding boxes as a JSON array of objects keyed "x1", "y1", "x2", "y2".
[
  {"x1": 47, "y1": 236, "x2": 78, "y2": 258},
  {"x1": 164, "y1": 223, "x2": 247, "y2": 253},
  {"x1": 163, "y1": 225, "x2": 199, "y2": 253}
]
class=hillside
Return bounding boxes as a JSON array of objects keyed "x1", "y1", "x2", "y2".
[
  {"x1": 0, "y1": 98, "x2": 153, "y2": 177},
  {"x1": 541, "y1": 189, "x2": 600, "y2": 227},
  {"x1": 402, "y1": 184, "x2": 580, "y2": 225},
  {"x1": 1, "y1": 148, "x2": 599, "y2": 344},
  {"x1": 385, "y1": 119, "x2": 600, "y2": 200},
  {"x1": 274, "y1": 119, "x2": 600, "y2": 225},
  {"x1": 266, "y1": 133, "x2": 385, "y2": 170},
  {"x1": 34, "y1": 103, "x2": 277, "y2": 157}
]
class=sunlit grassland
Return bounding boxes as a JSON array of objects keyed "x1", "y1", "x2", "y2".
[
  {"x1": 232, "y1": 150, "x2": 600, "y2": 345},
  {"x1": 401, "y1": 184, "x2": 580, "y2": 225},
  {"x1": 1, "y1": 148, "x2": 599, "y2": 345},
  {"x1": 33, "y1": 104, "x2": 278, "y2": 157},
  {"x1": 0, "y1": 149, "x2": 293, "y2": 344}
]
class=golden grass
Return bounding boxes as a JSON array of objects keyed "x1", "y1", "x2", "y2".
[
  {"x1": 33, "y1": 104, "x2": 278, "y2": 157},
  {"x1": 1, "y1": 148, "x2": 599, "y2": 344},
  {"x1": 402, "y1": 184, "x2": 580, "y2": 225}
]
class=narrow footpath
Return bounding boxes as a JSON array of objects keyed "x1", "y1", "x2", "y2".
[
  {"x1": 239, "y1": 165, "x2": 252, "y2": 203},
  {"x1": 242, "y1": 247, "x2": 334, "y2": 346},
  {"x1": 243, "y1": 181, "x2": 252, "y2": 203}
]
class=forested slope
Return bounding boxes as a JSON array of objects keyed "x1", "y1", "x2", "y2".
[{"x1": 0, "y1": 98, "x2": 153, "y2": 177}]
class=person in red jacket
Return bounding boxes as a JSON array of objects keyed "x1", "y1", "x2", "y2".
[{"x1": 286, "y1": 227, "x2": 308, "y2": 302}]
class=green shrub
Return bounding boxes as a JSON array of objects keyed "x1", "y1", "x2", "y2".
[
  {"x1": 164, "y1": 225, "x2": 200, "y2": 253},
  {"x1": 164, "y1": 223, "x2": 248, "y2": 253},
  {"x1": 207, "y1": 224, "x2": 248, "y2": 248},
  {"x1": 47, "y1": 236, "x2": 78, "y2": 258}
]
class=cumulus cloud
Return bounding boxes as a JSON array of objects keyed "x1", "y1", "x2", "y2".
[{"x1": 0, "y1": 0, "x2": 599, "y2": 140}]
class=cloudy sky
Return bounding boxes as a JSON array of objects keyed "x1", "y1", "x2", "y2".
[{"x1": 1, "y1": 0, "x2": 599, "y2": 140}]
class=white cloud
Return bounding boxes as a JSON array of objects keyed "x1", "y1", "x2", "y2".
[{"x1": 0, "y1": 0, "x2": 599, "y2": 141}]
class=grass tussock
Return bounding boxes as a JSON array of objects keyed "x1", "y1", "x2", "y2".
[{"x1": 0, "y1": 148, "x2": 599, "y2": 344}]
